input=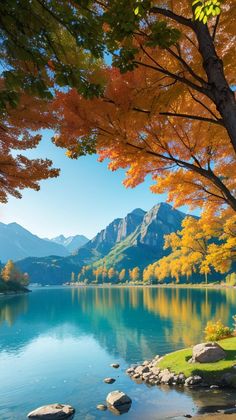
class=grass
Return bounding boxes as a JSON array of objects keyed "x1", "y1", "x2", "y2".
[{"x1": 157, "y1": 337, "x2": 236, "y2": 382}]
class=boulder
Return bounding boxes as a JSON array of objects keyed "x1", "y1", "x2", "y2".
[
  {"x1": 106, "y1": 390, "x2": 132, "y2": 408},
  {"x1": 27, "y1": 404, "x2": 75, "y2": 419},
  {"x1": 184, "y1": 375, "x2": 203, "y2": 386},
  {"x1": 104, "y1": 378, "x2": 116, "y2": 384},
  {"x1": 192, "y1": 342, "x2": 226, "y2": 363}
]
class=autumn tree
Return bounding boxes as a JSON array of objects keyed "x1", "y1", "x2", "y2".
[
  {"x1": 51, "y1": 1, "x2": 236, "y2": 220},
  {"x1": 119, "y1": 268, "x2": 126, "y2": 283},
  {"x1": 1, "y1": 260, "x2": 29, "y2": 285},
  {"x1": 153, "y1": 213, "x2": 236, "y2": 283},
  {"x1": 129, "y1": 267, "x2": 140, "y2": 282}
]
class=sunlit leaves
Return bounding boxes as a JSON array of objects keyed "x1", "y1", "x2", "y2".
[{"x1": 192, "y1": 0, "x2": 222, "y2": 24}]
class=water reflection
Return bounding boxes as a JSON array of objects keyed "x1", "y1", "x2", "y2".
[
  {"x1": 0, "y1": 287, "x2": 234, "y2": 361},
  {"x1": 0, "y1": 287, "x2": 236, "y2": 420}
]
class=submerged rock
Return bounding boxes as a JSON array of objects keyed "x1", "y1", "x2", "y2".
[
  {"x1": 191, "y1": 342, "x2": 226, "y2": 363},
  {"x1": 104, "y1": 377, "x2": 116, "y2": 384},
  {"x1": 96, "y1": 404, "x2": 107, "y2": 411},
  {"x1": 27, "y1": 403, "x2": 75, "y2": 419}
]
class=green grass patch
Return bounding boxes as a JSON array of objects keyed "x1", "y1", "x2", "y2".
[{"x1": 157, "y1": 337, "x2": 236, "y2": 382}]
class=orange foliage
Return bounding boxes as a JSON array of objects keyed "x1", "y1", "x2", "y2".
[{"x1": 0, "y1": 91, "x2": 59, "y2": 202}]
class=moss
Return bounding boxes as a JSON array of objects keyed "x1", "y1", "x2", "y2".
[{"x1": 157, "y1": 337, "x2": 236, "y2": 382}]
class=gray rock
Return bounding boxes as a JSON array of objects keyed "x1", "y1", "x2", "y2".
[
  {"x1": 126, "y1": 368, "x2": 134, "y2": 375},
  {"x1": 104, "y1": 377, "x2": 116, "y2": 384},
  {"x1": 142, "y1": 360, "x2": 150, "y2": 366},
  {"x1": 184, "y1": 375, "x2": 203, "y2": 386},
  {"x1": 150, "y1": 367, "x2": 160, "y2": 375},
  {"x1": 27, "y1": 404, "x2": 75, "y2": 419},
  {"x1": 110, "y1": 363, "x2": 120, "y2": 369},
  {"x1": 96, "y1": 404, "x2": 107, "y2": 411},
  {"x1": 135, "y1": 365, "x2": 149, "y2": 375},
  {"x1": 106, "y1": 390, "x2": 132, "y2": 408},
  {"x1": 159, "y1": 369, "x2": 174, "y2": 384},
  {"x1": 210, "y1": 385, "x2": 219, "y2": 389},
  {"x1": 221, "y1": 372, "x2": 236, "y2": 388},
  {"x1": 192, "y1": 342, "x2": 226, "y2": 363},
  {"x1": 177, "y1": 373, "x2": 186, "y2": 384}
]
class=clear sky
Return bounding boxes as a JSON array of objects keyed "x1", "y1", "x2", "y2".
[{"x1": 0, "y1": 130, "x2": 195, "y2": 239}]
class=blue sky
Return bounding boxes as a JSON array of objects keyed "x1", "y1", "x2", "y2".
[{"x1": 0, "y1": 130, "x2": 194, "y2": 239}]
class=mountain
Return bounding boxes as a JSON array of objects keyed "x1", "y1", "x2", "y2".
[
  {"x1": 16, "y1": 204, "x2": 188, "y2": 284},
  {"x1": 0, "y1": 222, "x2": 69, "y2": 262},
  {"x1": 91, "y1": 203, "x2": 187, "y2": 270},
  {"x1": 49, "y1": 234, "x2": 89, "y2": 253}
]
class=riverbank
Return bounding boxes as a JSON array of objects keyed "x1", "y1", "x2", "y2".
[{"x1": 0, "y1": 279, "x2": 29, "y2": 295}]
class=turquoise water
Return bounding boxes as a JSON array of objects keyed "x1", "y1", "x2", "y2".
[{"x1": 0, "y1": 286, "x2": 236, "y2": 419}]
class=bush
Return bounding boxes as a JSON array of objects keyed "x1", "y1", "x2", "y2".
[{"x1": 204, "y1": 320, "x2": 234, "y2": 341}]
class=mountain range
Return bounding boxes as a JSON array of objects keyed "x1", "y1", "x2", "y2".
[
  {"x1": 0, "y1": 222, "x2": 89, "y2": 262},
  {"x1": 15, "y1": 203, "x2": 188, "y2": 284}
]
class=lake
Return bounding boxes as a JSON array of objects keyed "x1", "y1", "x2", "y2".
[{"x1": 0, "y1": 286, "x2": 236, "y2": 419}]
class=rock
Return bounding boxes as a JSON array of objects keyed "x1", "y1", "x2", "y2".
[
  {"x1": 210, "y1": 385, "x2": 219, "y2": 389},
  {"x1": 106, "y1": 390, "x2": 132, "y2": 408},
  {"x1": 110, "y1": 363, "x2": 120, "y2": 369},
  {"x1": 142, "y1": 360, "x2": 150, "y2": 366},
  {"x1": 132, "y1": 373, "x2": 140, "y2": 379},
  {"x1": 104, "y1": 377, "x2": 116, "y2": 384},
  {"x1": 177, "y1": 373, "x2": 186, "y2": 384},
  {"x1": 135, "y1": 365, "x2": 149, "y2": 375},
  {"x1": 192, "y1": 342, "x2": 226, "y2": 363},
  {"x1": 126, "y1": 368, "x2": 134, "y2": 375},
  {"x1": 150, "y1": 367, "x2": 160, "y2": 375},
  {"x1": 184, "y1": 375, "x2": 203, "y2": 387},
  {"x1": 159, "y1": 369, "x2": 174, "y2": 384},
  {"x1": 96, "y1": 404, "x2": 107, "y2": 411},
  {"x1": 223, "y1": 407, "x2": 236, "y2": 414},
  {"x1": 27, "y1": 404, "x2": 75, "y2": 419},
  {"x1": 221, "y1": 372, "x2": 236, "y2": 388}
]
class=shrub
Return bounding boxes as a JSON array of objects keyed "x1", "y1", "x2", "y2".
[{"x1": 204, "y1": 320, "x2": 234, "y2": 341}]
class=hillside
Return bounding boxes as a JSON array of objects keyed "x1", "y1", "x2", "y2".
[
  {"x1": 0, "y1": 222, "x2": 69, "y2": 262},
  {"x1": 16, "y1": 203, "x2": 190, "y2": 284}
]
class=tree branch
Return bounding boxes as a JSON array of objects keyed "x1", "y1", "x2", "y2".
[
  {"x1": 159, "y1": 111, "x2": 224, "y2": 126},
  {"x1": 150, "y1": 7, "x2": 194, "y2": 29}
]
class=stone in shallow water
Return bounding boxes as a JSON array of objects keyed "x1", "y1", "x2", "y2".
[
  {"x1": 104, "y1": 377, "x2": 116, "y2": 384},
  {"x1": 106, "y1": 390, "x2": 132, "y2": 408},
  {"x1": 27, "y1": 403, "x2": 75, "y2": 419},
  {"x1": 110, "y1": 363, "x2": 120, "y2": 369},
  {"x1": 96, "y1": 404, "x2": 107, "y2": 411}
]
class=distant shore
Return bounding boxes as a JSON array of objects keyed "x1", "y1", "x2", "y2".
[{"x1": 64, "y1": 282, "x2": 236, "y2": 289}]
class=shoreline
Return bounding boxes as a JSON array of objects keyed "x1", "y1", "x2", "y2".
[{"x1": 64, "y1": 282, "x2": 236, "y2": 290}]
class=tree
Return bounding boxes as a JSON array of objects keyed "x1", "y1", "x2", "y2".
[
  {"x1": 71, "y1": 272, "x2": 75, "y2": 282},
  {"x1": 119, "y1": 268, "x2": 126, "y2": 283},
  {"x1": 1, "y1": 260, "x2": 29, "y2": 285},
  {"x1": 0, "y1": 1, "x2": 104, "y2": 202},
  {"x1": 107, "y1": 267, "x2": 117, "y2": 282},
  {"x1": 51, "y1": 0, "x2": 236, "y2": 219},
  {"x1": 129, "y1": 267, "x2": 140, "y2": 282},
  {"x1": 152, "y1": 213, "x2": 236, "y2": 283}
]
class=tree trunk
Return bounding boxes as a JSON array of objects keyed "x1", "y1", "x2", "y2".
[{"x1": 194, "y1": 22, "x2": 236, "y2": 155}]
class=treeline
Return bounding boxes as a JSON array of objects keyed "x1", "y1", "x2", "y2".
[
  {"x1": 69, "y1": 264, "x2": 232, "y2": 285},
  {"x1": 0, "y1": 260, "x2": 29, "y2": 292}
]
